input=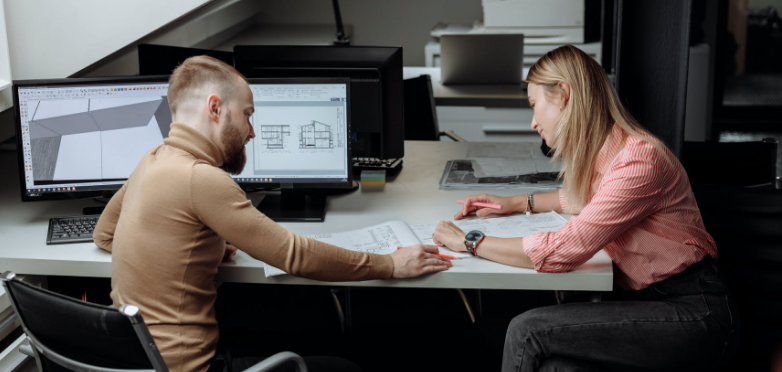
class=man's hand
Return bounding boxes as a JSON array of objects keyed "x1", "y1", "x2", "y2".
[
  {"x1": 390, "y1": 244, "x2": 452, "y2": 278},
  {"x1": 433, "y1": 221, "x2": 467, "y2": 252},
  {"x1": 223, "y1": 244, "x2": 238, "y2": 262}
]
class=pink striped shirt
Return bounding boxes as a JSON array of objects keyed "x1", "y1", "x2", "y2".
[{"x1": 522, "y1": 124, "x2": 717, "y2": 290}]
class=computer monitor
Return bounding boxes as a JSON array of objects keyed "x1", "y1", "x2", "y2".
[
  {"x1": 236, "y1": 77, "x2": 353, "y2": 222},
  {"x1": 138, "y1": 44, "x2": 234, "y2": 76},
  {"x1": 14, "y1": 76, "x2": 171, "y2": 213},
  {"x1": 233, "y1": 45, "x2": 404, "y2": 161}
]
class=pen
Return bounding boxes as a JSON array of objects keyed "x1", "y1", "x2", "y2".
[
  {"x1": 457, "y1": 200, "x2": 502, "y2": 210},
  {"x1": 397, "y1": 246, "x2": 454, "y2": 260}
]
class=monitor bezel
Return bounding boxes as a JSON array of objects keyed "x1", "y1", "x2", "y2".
[
  {"x1": 13, "y1": 75, "x2": 170, "y2": 202},
  {"x1": 237, "y1": 77, "x2": 354, "y2": 191}
]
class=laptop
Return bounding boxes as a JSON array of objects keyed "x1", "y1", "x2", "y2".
[{"x1": 440, "y1": 33, "x2": 524, "y2": 85}]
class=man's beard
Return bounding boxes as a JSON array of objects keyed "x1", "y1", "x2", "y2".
[{"x1": 219, "y1": 117, "x2": 247, "y2": 175}]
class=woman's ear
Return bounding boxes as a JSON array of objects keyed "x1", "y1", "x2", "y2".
[{"x1": 558, "y1": 81, "x2": 571, "y2": 107}]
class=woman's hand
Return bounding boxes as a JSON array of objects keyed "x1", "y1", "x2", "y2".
[
  {"x1": 455, "y1": 194, "x2": 523, "y2": 220},
  {"x1": 433, "y1": 221, "x2": 467, "y2": 252}
]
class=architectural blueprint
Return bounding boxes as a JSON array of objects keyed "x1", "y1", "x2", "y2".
[
  {"x1": 251, "y1": 105, "x2": 347, "y2": 173},
  {"x1": 259, "y1": 125, "x2": 290, "y2": 149},
  {"x1": 410, "y1": 212, "x2": 568, "y2": 246},
  {"x1": 299, "y1": 120, "x2": 333, "y2": 149},
  {"x1": 263, "y1": 212, "x2": 568, "y2": 277}
]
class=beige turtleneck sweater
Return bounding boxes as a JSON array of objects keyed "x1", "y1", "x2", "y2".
[{"x1": 94, "y1": 123, "x2": 394, "y2": 372}]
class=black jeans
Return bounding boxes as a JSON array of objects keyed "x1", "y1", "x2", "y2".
[{"x1": 502, "y1": 258, "x2": 740, "y2": 372}]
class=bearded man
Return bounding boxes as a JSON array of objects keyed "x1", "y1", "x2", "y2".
[{"x1": 94, "y1": 56, "x2": 450, "y2": 372}]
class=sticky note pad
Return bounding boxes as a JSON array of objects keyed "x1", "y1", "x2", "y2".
[{"x1": 361, "y1": 170, "x2": 386, "y2": 191}]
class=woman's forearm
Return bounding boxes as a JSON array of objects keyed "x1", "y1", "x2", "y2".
[
  {"x1": 511, "y1": 190, "x2": 562, "y2": 214},
  {"x1": 476, "y1": 236, "x2": 534, "y2": 269}
]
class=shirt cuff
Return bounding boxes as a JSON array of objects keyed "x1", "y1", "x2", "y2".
[
  {"x1": 368, "y1": 253, "x2": 395, "y2": 279},
  {"x1": 523, "y1": 232, "x2": 565, "y2": 272},
  {"x1": 558, "y1": 189, "x2": 569, "y2": 212}
]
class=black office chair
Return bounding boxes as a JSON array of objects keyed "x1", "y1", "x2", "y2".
[
  {"x1": 404, "y1": 74, "x2": 465, "y2": 142},
  {"x1": 1, "y1": 271, "x2": 306, "y2": 372},
  {"x1": 691, "y1": 184, "x2": 782, "y2": 371},
  {"x1": 682, "y1": 138, "x2": 778, "y2": 187}
]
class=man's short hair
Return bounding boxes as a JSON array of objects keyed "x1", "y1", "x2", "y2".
[{"x1": 167, "y1": 55, "x2": 246, "y2": 115}]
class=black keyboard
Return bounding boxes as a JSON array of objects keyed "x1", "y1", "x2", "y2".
[
  {"x1": 352, "y1": 157, "x2": 403, "y2": 172},
  {"x1": 47, "y1": 215, "x2": 100, "y2": 245}
]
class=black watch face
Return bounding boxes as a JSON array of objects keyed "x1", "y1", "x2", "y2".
[{"x1": 465, "y1": 230, "x2": 484, "y2": 242}]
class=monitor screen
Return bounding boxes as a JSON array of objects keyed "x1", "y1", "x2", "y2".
[
  {"x1": 234, "y1": 78, "x2": 352, "y2": 188},
  {"x1": 233, "y1": 45, "x2": 403, "y2": 160},
  {"x1": 15, "y1": 77, "x2": 171, "y2": 201}
]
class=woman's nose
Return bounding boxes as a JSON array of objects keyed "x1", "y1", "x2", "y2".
[{"x1": 531, "y1": 118, "x2": 539, "y2": 130}]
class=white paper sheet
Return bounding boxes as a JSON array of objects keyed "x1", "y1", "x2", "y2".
[
  {"x1": 263, "y1": 213, "x2": 569, "y2": 277},
  {"x1": 466, "y1": 142, "x2": 535, "y2": 159},
  {"x1": 410, "y1": 212, "x2": 567, "y2": 251},
  {"x1": 264, "y1": 221, "x2": 424, "y2": 277},
  {"x1": 472, "y1": 158, "x2": 538, "y2": 178}
]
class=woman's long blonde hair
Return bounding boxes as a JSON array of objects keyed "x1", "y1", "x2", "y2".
[{"x1": 526, "y1": 45, "x2": 669, "y2": 210}]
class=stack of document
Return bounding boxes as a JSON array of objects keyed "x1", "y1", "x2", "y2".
[
  {"x1": 439, "y1": 142, "x2": 561, "y2": 190},
  {"x1": 263, "y1": 212, "x2": 568, "y2": 277}
]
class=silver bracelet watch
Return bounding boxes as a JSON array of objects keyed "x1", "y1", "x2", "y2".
[{"x1": 464, "y1": 230, "x2": 485, "y2": 256}]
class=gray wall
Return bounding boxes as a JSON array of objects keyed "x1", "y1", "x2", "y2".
[{"x1": 254, "y1": 0, "x2": 484, "y2": 66}]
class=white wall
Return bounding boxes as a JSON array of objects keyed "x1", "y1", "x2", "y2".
[
  {"x1": 4, "y1": 0, "x2": 212, "y2": 80},
  {"x1": 254, "y1": 0, "x2": 484, "y2": 66},
  {"x1": 78, "y1": 0, "x2": 263, "y2": 78},
  {"x1": 0, "y1": 0, "x2": 264, "y2": 143}
]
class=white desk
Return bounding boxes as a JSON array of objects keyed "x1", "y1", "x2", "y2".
[
  {"x1": 0, "y1": 141, "x2": 613, "y2": 291},
  {"x1": 403, "y1": 67, "x2": 529, "y2": 108}
]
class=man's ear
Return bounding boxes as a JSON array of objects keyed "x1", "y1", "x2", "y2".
[
  {"x1": 206, "y1": 94, "x2": 221, "y2": 124},
  {"x1": 557, "y1": 81, "x2": 571, "y2": 106}
]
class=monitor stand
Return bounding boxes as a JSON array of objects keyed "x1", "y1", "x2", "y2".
[
  {"x1": 83, "y1": 206, "x2": 105, "y2": 215},
  {"x1": 257, "y1": 189, "x2": 327, "y2": 222},
  {"x1": 83, "y1": 192, "x2": 115, "y2": 215}
]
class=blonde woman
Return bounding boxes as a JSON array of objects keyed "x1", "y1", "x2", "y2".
[{"x1": 433, "y1": 45, "x2": 738, "y2": 371}]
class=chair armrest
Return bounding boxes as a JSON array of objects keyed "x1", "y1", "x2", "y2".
[
  {"x1": 439, "y1": 130, "x2": 467, "y2": 142},
  {"x1": 19, "y1": 344, "x2": 34, "y2": 357},
  {"x1": 242, "y1": 351, "x2": 307, "y2": 372}
]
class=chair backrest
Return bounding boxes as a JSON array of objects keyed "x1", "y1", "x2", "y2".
[
  {"x1": 404, "y1": 74, "x2": 440, "y2": 141},
  {"x1": 682, "y1": 138, "x2": 778, "y2": 187},
  {"x1": 691, "y1": 184, "x2": 782, "y2": 371},
  {"x1": 1, "y1": 271, "x2": 168, "y2": 372}
]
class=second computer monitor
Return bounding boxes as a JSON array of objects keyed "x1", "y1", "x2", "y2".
[
  {"x1": 233, "y1": 78, "x2": 352, "y2": 189},
  {"x1": 233, "y1": 45, "x2": 404, "y2": 160}
]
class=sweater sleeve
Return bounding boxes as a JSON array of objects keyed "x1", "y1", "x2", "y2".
[
  {"x1": 93, "y1": 181, "x2": 128, "y2": 252},
  {"x1": 190, "y1": 164, "x2": 394, "y2": 281}
]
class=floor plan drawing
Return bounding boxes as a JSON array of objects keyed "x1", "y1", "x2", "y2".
[
  {"x1": 259, "y1": 125, "x2": 291, "y2": 149},
  {"x1": 299, "y1": 120, "x2": 333, "y2": 149}
]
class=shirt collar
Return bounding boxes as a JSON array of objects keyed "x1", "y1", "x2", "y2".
[{"x1": 163, "y1": 122, "x2": 225, "y2": 167}]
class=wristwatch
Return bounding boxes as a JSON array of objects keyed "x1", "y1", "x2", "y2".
[{"x1": 464, "y1": 230, "x2": 485, "y2": 256}]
